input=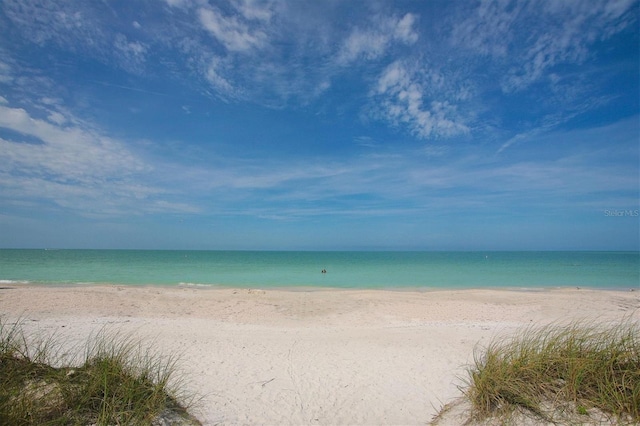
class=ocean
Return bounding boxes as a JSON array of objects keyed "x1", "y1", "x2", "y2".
[{"x1": 0, "y1": 250, "x2": 638, "y2": 290}]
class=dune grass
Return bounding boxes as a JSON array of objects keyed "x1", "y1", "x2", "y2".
[
  {"x1": 0, "y1": 319, "x2": 199, "y2": 425},
  {"x1": 462, "y1": 318, "x2": 639, "y2": 424}
]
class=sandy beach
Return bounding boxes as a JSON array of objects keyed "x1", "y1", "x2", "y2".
[{"x1": 0, "y1": 286, "x2": 638, "y2": 425}]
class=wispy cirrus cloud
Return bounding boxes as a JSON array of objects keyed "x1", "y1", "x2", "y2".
[
  {"x1": 450, "y1": 0, "x2": 638, "y2": 92},
  {"x1": 2, "y1": 0, "x2": 107, "y2": 52},
  {"x1": 1, "y1": 0, "x2": 153, "y2": 80},
  {"x1": 0, "y1": 0, "x2": 455, "y2": 138},
  {"x1": 1, "y1": 0, "x2": 635, "y2": 149},
  {"x1": 160, "y1": 117, "x2": 638, "y2": 221}
]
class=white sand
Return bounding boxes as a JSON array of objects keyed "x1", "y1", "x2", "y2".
[{"x1": 0, "y1": 286, "x2": 638, "y2": 425}]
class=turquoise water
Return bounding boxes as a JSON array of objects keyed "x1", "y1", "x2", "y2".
[{"x1": 0, "y1": 250, "x2": 638, "y2": 290}]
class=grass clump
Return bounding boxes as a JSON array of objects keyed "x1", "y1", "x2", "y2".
[
  {"x1": 462, "y1": 318, "x2": 639, "y2": 425},
  {"x1": 0, "y1": 319, "x2": 199, "y2": 425}
]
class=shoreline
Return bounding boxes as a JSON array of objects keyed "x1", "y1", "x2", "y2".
[
  {"x1": 1, "y1": 280, "x2": 638, "y2": 292},
  {"x1": 1, "y1": 286, "x2": 638, "y2": 425}
]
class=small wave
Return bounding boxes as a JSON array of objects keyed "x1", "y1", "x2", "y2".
[
  {"x1": 0, "y1": 279, "x2": 31, "y2": 285},
  {"x1": 178, "y1": 282, "x2": 214, "y2": 288}
]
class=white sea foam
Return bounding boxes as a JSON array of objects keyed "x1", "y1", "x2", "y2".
[
  {"x1": 178, "y1": 282, "x2": 214, "y2": 288},
  {"x1": 0, "y1": 279, "x2": 31, "y2": 285}
]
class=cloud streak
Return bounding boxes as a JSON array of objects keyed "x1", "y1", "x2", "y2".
[
  {"x1": 2, "y1": 97, "x2": 636, "y2": 221},
  {"x1": 0, "y1": 102, "x2": 201, "y2": 217},
  {"x1": 161, "y1": 117, "x2": 638, "y2": 221}
]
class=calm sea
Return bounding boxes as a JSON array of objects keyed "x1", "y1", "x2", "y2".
[{"x1": 0, "y1": 250, "x2": 638, "y2": 290}]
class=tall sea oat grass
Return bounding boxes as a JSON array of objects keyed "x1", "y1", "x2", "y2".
[
  {"x1": 462, "y1": 318, "x2": 639, "y2": 424},
  {"x1": 0, "y1": 318, "x2": 199, "y2": 425}
]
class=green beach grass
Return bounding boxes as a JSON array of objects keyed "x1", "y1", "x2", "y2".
[
  {"x1": 457, "y1": 318, "x2": 640, "y2": 425},
  {"x1": 0, "y1": 319, "x2": 199, "y2": 425}
]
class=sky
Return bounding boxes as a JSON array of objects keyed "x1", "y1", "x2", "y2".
[{"x1": 0, "y1": 0, "x2": 638, "y2": 251}]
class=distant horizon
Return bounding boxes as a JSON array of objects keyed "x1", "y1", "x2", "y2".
[
  {"x1": 1, "y1": 1, "x2": 638, "y2": 251},
  {"x1": 2, "y1": 247, "x2": 639, "y2": 253}
]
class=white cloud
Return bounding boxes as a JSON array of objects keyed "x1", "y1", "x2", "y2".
[
  {"x1": 163, "y1": 0, "x2": 190, "y2": 8},
  {"x1": 337, "y1": 13, "x2": 419, "y2": 65},
  {"x1": 339, "y1": 31, "x2": 388, "y2": 63},
  {"x1": 233, "y1": 0, "x2": 274, "y2": 22},
  {"x1": 394, "y1": 13, "x2": 419, "y2": 43},
  {"x1": 166, "y1": 2, "x2": 330, "y2": 105},
  {"x1": 40, "y1": 97, "x2": 60, "y2": 106},
  {"x1": 0, "y1": 102, "x2": 181, "y2": 216},
  {"x1": 0, "y1": 104, "x2": 148, "y2": 183},
  {"x1": 373, "y1": 61, "x2": 469, "y2": 139},
  {"x1": 113, "y1": 34, "x2": 148, "y2": 74},
  {"x1": 198, "y1": 6, "x2": 267, "y2": 52},
  {"x1": 46, "y1": 111, "x2": 66, "y2": 125},
  {"x1": 376, "y1": 60, "x2": 409, "y2": 93},
  {"x1": 0, "y1": 60, "x2": 13, "y2": 83},
  {"x1": 450, "y1": 0, "x2": 523, "y2": 58},
  {"x1": 205, "y1": 57, "x2": 236, "y2": 97}
]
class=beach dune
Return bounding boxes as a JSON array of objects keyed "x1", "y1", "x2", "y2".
[{"x1": 1, "y1": 286, "x2": 637, "y2": 425}]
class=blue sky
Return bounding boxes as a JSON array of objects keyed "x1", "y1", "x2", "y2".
[{"x1": 0, "y1": 0, "x2": 638, "y2": 250}]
